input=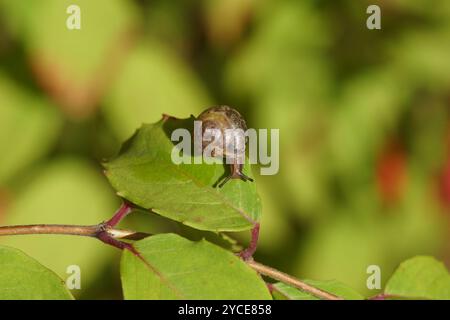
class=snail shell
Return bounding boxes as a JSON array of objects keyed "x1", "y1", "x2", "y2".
[{"x1": 197, "y1": 105, "x2": 253, "y2": 187}]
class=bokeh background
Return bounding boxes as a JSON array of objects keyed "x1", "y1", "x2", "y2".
[{"x1": 1, "y1": 0, "x2": 450, "y2": 299}]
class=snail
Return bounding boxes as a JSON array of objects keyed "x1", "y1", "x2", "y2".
[{"x1": 197, "y1": 105, "x2": 254, "y2": 188}]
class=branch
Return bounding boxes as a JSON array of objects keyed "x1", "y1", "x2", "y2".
[
  {"x1": 246, "y1": 260, "x2": 342, "y2": 300},
  {"x1": 0, "y1": 203, "x2": 148, "y2": 244},
  {"x1": 0, "y1": 223, "x2": 149, "y2": 241},
  {"x1": 0, "y1": 223, "x2": 340, "y2": 300},
  {"x1": 0, "y1": 202, "x2": 341, "y2": 300},
  {"x1": 0, "y1": 224, "x2": 99, "y2": 237}
]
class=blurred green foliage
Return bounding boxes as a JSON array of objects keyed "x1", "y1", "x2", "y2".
[{"x1": 0, "y1": 0, "x2": 449, "y2": 298}]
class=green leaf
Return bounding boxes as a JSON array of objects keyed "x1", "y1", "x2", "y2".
[
  {"x1": 272, "y1": 281, "x2": 364, "y2": 300},
  {"x1": 0, "y1": 74, "x2": 62, "y2": 184},
  {"x1": 104, "y1": 117, "x2": 260, "y2": 232},
  {"x1": 385, "y1": 256, "x2": 450, "y2": 299},
  {"x1": 0, "y1": 245, "x2": 73, "y2": 300},
  {"x1": 120, "y1": 233, "x2": 271, "y2": 300}
]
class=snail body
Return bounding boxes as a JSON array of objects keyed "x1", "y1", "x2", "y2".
[{"x1": 197, "y1": 105, "x2": 253, "y2": 187}]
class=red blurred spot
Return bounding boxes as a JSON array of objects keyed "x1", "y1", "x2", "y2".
[
  {"x1": 438, "y1": 158, "x2": 450, "y2": 208},
  {"x1": 29, "y1": 29, "x2": 136, "y2": 120},
  {"x1": 376, "y1": 142, "x2": 407, "y2": 204},
  {"x1": 437, "y1": 127, "x2": 450, "y2": 209}
]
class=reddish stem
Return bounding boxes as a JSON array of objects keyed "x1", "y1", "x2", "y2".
[
  {"x1": 369, "y1": 293, "x2": 395, "y2": 300},
  {"x1": 97, "y1": 202, "x2": 141, "y2": 256},
  {"x1": 105, "y1": 202, "x2": 133, "y2": 228},
  {"x1": 239, "y1": 223, "x2": 260, "y2": 260}
]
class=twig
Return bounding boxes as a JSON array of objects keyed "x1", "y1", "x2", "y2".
[
  {"x1": 0, "y1": 203, "x2": 341, "y2": 300},
  {"x1": 0, "y1": 223, "x2": 148, "y2": 240},
  {"x1": 0, "y1": 224, "x2": 99, "y2": 237},
  {"x1": 246, "y1": 260, "x2": 342, "y2": 300}
]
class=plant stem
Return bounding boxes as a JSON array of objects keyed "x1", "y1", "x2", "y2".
[
  {"x1": 246, "y1": 260, "x2": 342, "y2": 300},
  {"x1": 239, "y1": 223, "x2": 260, "y2": 260},
  {"x1": 0, "y1": 204, "x2": 341, "y2": 300},
  {"x1": 369, "y1": 293, "x2": 398, "y2": 300},
  {"x1": 0, "y1": 223, "x2": 341, "y2": 300},
  {"x1": 0, "y1": 224, "x2": 99, "y2": 237},
  {"x1": 104, "y1": 202, "x2": 133, "y2": 228},
  {"x1": 0, "y1": 223, "x2": 148, "y2": 241}
]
